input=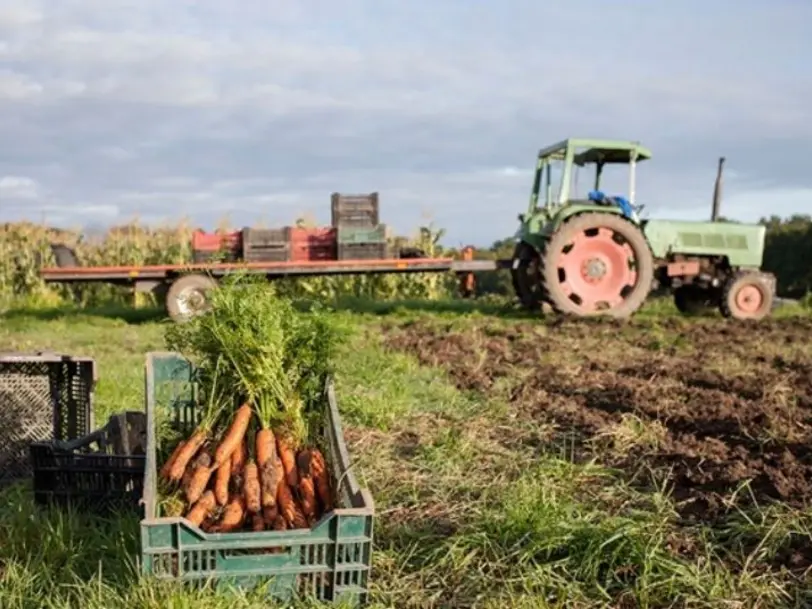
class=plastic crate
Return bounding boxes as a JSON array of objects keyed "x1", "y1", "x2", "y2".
[
  {"x1": 330, "y1": 193, "x2": 379, "y2": 228},
  {"x1": 336, "y1": 225, "x2": 389, "y2": 245},
  {"x1": 242, "y1": 227, "x2": 291, "y2": 247},
  {"x1": 290, "y1": 227, "x2": 337, "y2": 247},
  {"x1": 337, "y1": 243, "x2": 389, "y2": 261},
  {"x1": 141, "y1": 352, "x2": 374, "y2": 607},
  {"x1": 243, "y1": 244, "x2": 291, "y2": 262},
  {"x1": 30, "y1": 411, "x2": 147, "y2": 512},
  {"x1": 0, "y1": 353, "x2": 95, "y2": 484},
  {"x1": 291, "y1": 244, "x2": 338, "y2": 262}
]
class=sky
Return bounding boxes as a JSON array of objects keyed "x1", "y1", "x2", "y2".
[{"x1": 0, "y1": 0, "x2": 810, "y2": 247}]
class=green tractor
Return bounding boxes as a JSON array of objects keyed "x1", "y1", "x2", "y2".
[{"x1": 511, "y1": 138, "x2": 776, "y2": 320}]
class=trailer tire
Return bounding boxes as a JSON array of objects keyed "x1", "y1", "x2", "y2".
[{"x1": 165, "y1": 274, "x2": 218, "y2": 323}]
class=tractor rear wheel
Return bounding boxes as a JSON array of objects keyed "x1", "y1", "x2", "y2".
[
  {"x1": 511, "y1": 241, "x2": 544, "y2": 310},
  {"x1": 539, "y1": 213, "x2": 654, "y2": 318},
  {"x1": 719, "y1": 272, "x2": 773, "y2": 321}
]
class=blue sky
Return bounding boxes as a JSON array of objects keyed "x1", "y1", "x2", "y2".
[{"x1": 0, "y1": 0, "x2": 810, "y2": 247}]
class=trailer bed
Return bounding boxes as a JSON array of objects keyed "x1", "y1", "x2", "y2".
[{"x1": 40, "y1": 257, "x2": 511, "y2": 283}]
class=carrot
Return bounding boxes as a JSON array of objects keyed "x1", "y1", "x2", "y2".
[
  {"x1": 273, "y1": 514, "x2": 288, "y2": 531},
  {"x1": 277, "y1": 480, "x2": 308, "y2": 529},
  {"x1": 310, "y1": 449, "x2": 334, "y2": 512},
  {"x1": 260, "y1": 461, "x2": 278, "y2": 508},
  {"x1": 213, "y1": 404, "x2": 253, "y2": 467},
  {"x1": 217, "y1": 494, "x2": 246, "y2": 532},
  {"x1": 231, "y1": 439, "x2": 247, "y2": 475},
  {"x1": 168, "y1": 430, "x2": 207, "y2": 482},
  {"x1": 251, "y1": 512, "x2": 265, "y2": 532},
  {"x1": 262, "y1": 505, "x2": 278, "y2": 527},
  {"x1": 297, "y1": 450, "x2": 317, "y2": 520},
  {"x1": 214, "y1": 458, "x2": 231, "y2": 506},
  {"x1": 185, "y1": 490, "x2": 216, "y2": 527},
  {"x1": 186, "y1": 463, "x2": 215, "y2": 506},
  {"x1": 276, "y1": 435, "x2": 298, "y2": 487},
  {"x1": 244, "y1": 460, "x2": 261, "y2": 513},
  {"x1": 181, "y1": 447, "x2": 210, "y2": 490},
  {"x1": 160, "y1": 439, "x2": 187, "y2": 480},
  {"x1": 256, "y1": 428, "x2": 276, "y2": 467}
]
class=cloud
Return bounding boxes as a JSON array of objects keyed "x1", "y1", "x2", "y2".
[{"x1": 0, "y1": 0, "x2": 810, "y2": 246}]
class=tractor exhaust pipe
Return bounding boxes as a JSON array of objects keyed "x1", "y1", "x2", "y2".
[{"x1": 711, "y1": 156, "x2": 725, "y2": 222}]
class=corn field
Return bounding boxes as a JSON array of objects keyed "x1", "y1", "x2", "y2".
[{"x1": 0, "y1": 219, "x2": 456, "y2": 309}]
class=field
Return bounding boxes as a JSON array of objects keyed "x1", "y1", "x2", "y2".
[{"x1": 1, "y1": 298, "x2": 812, "y2": 608}]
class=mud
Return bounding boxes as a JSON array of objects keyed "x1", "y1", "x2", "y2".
[{"x1": 383, "y1": 317, "x2": 812, "y2": 521}]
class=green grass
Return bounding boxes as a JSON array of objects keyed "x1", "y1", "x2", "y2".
[{"x1": 1, "y1": 299, "x2": 811, "y2": 608}]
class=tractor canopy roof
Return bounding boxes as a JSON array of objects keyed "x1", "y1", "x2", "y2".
[{"x1": 537, "y1": 139, "x2": 652, "y2": 166}]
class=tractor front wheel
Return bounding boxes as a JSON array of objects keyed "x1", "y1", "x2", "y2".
[
  {"x1": 511, "y1": 241, "x2": 544, "y2": 310},
  {"x1": 673, "y1": 285, "x2": 714, "y2": 315},
  {"x1": 539, "y1": 213, "x2": 654, "y2": 318},
  {"x1": 719, "y1": 272, "x2": 773, "y2": 321}
]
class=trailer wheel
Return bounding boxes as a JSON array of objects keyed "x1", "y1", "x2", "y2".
[
  {"x1": 166, "y1": 274, "x2": 218, "y2": 322},
  {"x1": 719, "y1": 272, "x2": 773, "y2": 321}
]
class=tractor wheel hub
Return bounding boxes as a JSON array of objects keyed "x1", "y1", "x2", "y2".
[{"x1": 581, "y1": 257, "x2": 607, "y2": 283}]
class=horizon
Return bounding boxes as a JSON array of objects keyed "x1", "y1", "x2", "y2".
[{"x1": 1, "y1": 1, "x2": 810, "y2": 246}]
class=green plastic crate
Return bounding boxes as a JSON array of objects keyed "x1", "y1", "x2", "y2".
[
  {"x1": 140, "y1": 352, "x2": 374, "y2": 606},
  {"x1": 336, "y1": 224, "x2": 389, "y2": 245}
]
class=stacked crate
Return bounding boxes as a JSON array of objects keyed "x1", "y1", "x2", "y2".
[
  {"x1": 332, "y1": 192, "x2": 389, "y2": 260},
  {"x1": 241, "y1": 227, "x2": 291, "y2": 262},
  {"x1": 290, "y1": 227, "x2": 337, "y2": 262},
  {"x1": 191, "y1": 230, "x2": 242, "y2": 263}
]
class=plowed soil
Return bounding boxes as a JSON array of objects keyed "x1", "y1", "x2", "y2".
[{"x1": 384, "y1": 317, "x2": 812, "y2": 520}]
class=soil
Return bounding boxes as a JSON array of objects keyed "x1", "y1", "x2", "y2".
[{"x1": 383, "y1": 316, "x2": 812, "y2": 522}]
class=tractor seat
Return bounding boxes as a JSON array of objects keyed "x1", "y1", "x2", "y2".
[{"x1": 588, "y1": 190, "x2": 637, "y2": 219}]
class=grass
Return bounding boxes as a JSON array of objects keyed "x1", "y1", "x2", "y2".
[{"x1": 1, "y1": 298, "x2": 811, "y2": 608}]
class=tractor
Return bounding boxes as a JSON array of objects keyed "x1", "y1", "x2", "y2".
[{"x1": 511, "y1": 138, "x2": 776, "y2": 320}]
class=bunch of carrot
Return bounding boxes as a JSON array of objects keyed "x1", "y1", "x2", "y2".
[
  {"x1": 159, "y1": 403, "x2": 334, "y2": 533},
  {"x1": 159, "y1": 274, "x2": 343, "y2": 533}
]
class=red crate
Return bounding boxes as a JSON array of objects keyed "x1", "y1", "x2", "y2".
[
  {"x1": 291, "y1": 243, "x2": 337, "y2": 262},
  {"x1": 290, "y1": 227, "x2": 337, "y2": 247},
  {"x1": 191, "y1": 230, "x2": 242, "y2": 252}
]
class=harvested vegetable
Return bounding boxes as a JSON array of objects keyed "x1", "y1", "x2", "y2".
[
  {"x1": 186, "y1": 490, "x2": 216, "y2": 527},
  {"x1": 218, "y1": 494, "x2": 247, "y2": 532},
  {"x1": 214, "y1": 458, "x2": 231, "y2": 506},
  {"x1": 157, "y1": 275, "x2": 342, "y2": 534},
  {"x1": 244, "y1": 460, "x2": 261, "y2": 513}
]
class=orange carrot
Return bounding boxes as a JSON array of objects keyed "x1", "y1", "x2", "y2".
[
  {"x1": 185, "y1": 490, "x2": 216, "y2": 527},
  {"x1": 260, "y1": 461, "x2": 278, "y2": 508},
  {"x1": 256, "y1": 428, "x2": 276, "y2": 467},
  {"x1": 214, "y1": 458, "x2": 231, "y2": 506},
  {"x1": 181, "y1": 448, "x2": 211, "y2": 492},
  {"x1": 168, "y1": 430, "x2": 207, "y2": 482},
  {"x1": 186, "y1": 463, "x2": 215, "y2": 505},
  {"x1": 231, "y1": 439, "x2": 247, "y2": 474},
  {"x1": 273, "y1": 514, "x2": 288, "y2": 531},
  {"x1": 251, "y1": 512, "x2": 265, "y2": 532},
  {"x1": 263, "y1": 505, "x2": 278, "y2": 527},
  {"x1": 244, "y1": 460, "x2": 261, "y2": 513},
  {"x1": 217, "y1": 494, "x2": 246, "y2": 532},
  {"x1": 213, "y1": 404, "x2": 253, "y2": 467},
  {"x1": 160, "y1": 439, "x2": 187, "y2": 480},
  {"x1": 310, "y1": 449, "x2": 333, "y2": 512},
  {"x1": 276, "y1": 435, "x2": 298, "y2": 487},
  {"x1": 297, "y1": 450, "x2": 317, "y2": 520}
]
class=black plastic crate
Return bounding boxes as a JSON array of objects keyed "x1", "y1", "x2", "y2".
[
  {"x1": 338, "y1": 243, "x2": 389, "y2": 261},
  {"x1": 192, "y1": 249, "x2": 239, "y2": 263},
  {"x1": 243, "y1": 244, "x2": 291, "y2": 262},
  {"x1": 242, "y1": 227, "x2": 291, "y2": 247},
  {"x1": 0, "y1": 353, "x2": 95, "y2": 485},
  {"x1": 331, "y1": 193, "x2": 380, "y2": 228},
  {"x1": 30, "y1": 411, "x2": 147, "y2": 513}
]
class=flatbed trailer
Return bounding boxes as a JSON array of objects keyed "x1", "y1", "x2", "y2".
[{"x1": 39, "y1": 255, "x2": 514, "y2": 322}]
